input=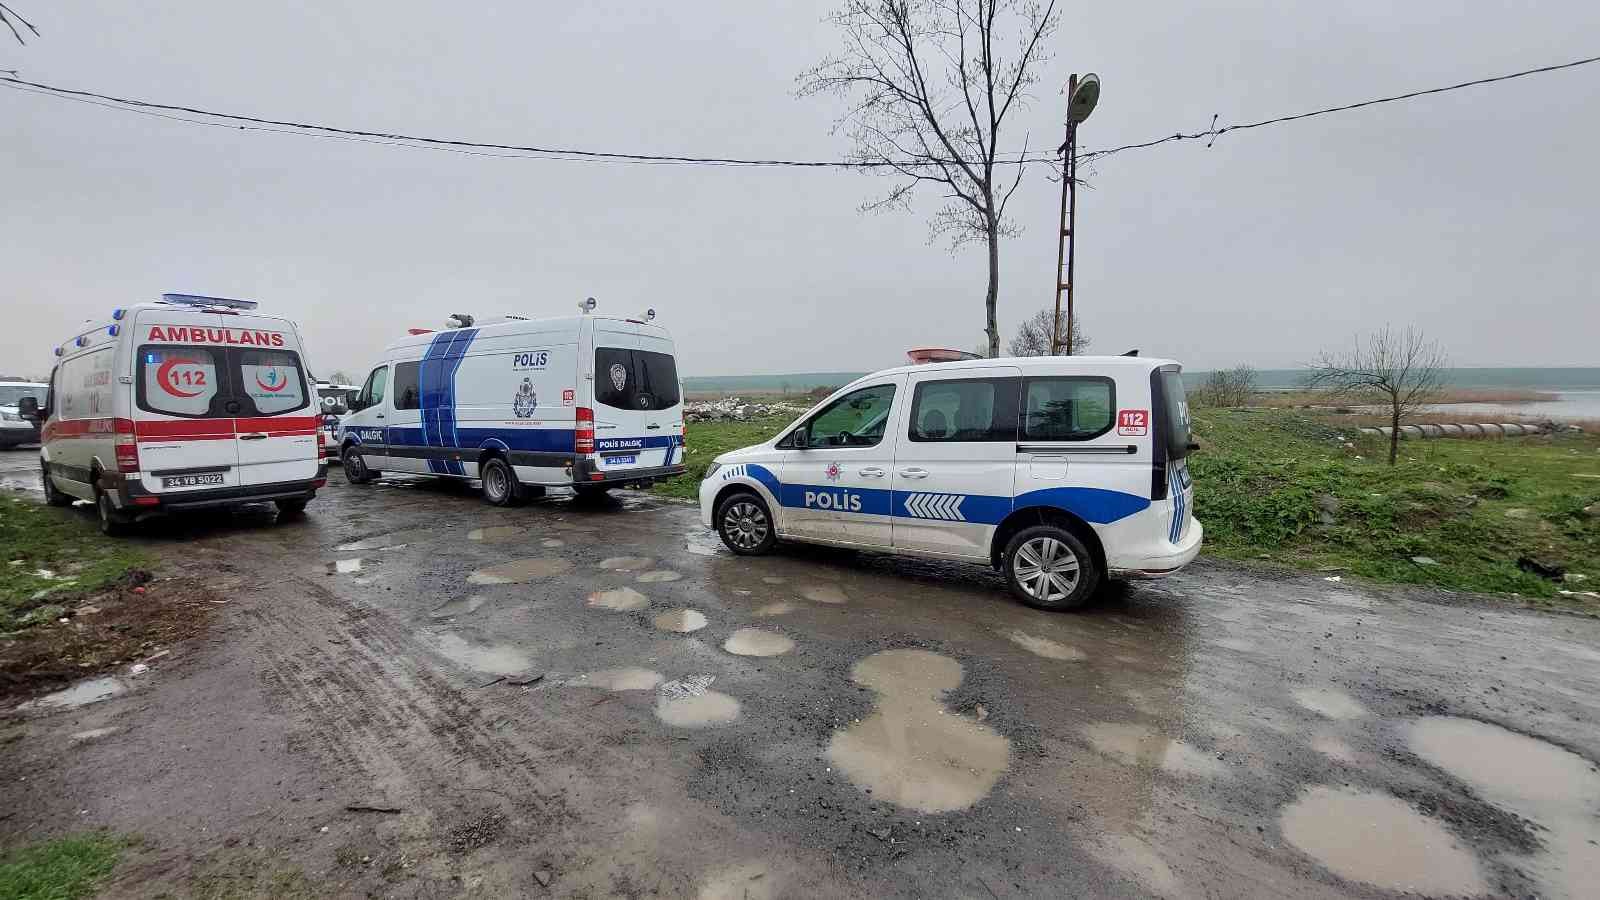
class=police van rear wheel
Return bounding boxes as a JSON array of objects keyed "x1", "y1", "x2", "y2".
[
  {"x1": 716, "y1": 492, "x2": 776, "y2": 556},
  {"x1": 481, "y1": 457, "x2": 523, "y2": 507},
  {"x1": 342, "y1": 449, "x2": 376, "y2": 485},
  {"x1": 1003, "y1": 526, "x2": 1099, "y2": 611}
]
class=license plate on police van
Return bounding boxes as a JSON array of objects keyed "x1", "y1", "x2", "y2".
[
  {"x1": 605, "y1": 454, "x2": 637, "y2": 466},
  {"x1": 162, "y1": 474, "x2": 225, "y2": 488}
]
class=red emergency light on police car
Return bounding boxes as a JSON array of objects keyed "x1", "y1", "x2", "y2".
[{"x1": 24, "y1": 293, "x2": 329, "y2": 535}]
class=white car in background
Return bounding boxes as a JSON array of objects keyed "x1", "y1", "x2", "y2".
[{"x1": 0, "y1": 381, "x2": 48, "y2": 448}]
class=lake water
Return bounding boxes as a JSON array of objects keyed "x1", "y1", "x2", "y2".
[{"x1": 1417, "y1": 392, "x2": 1600, "y2": 423}]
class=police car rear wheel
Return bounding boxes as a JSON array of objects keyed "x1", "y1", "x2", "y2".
[
  {"x1": 481, "y1": 458, "x2": 522, "y2": 507},
  {"x1": 342, "y1": 449, "x2": 375, "y2": 485},
  {"x1": 716, "y1": 493, "x2": 775, "y2": 555},
  {"x1": 1004, "y1": 526, "x2": 1098, "y2": 611}
]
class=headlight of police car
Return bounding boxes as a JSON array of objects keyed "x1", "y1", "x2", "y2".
[{"x1": 702, "y1": 461, "x2": 721, "y2": 481}]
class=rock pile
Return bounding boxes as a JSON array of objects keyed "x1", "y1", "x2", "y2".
[{"x1": 684, "y1": 397, "x2": 806, "y2": 422}]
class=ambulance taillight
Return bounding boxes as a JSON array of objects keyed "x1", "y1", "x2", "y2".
[
  {"x1": 575, "y1": 407, "x2": 595, "y2": 454},
  {"x1": 114, "y1": 427, "x2": 139, "y2": 474}
]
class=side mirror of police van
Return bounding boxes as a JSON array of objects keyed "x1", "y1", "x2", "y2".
[{"x1": 16, "y1": 396, "x2": 40, "y2": 421}]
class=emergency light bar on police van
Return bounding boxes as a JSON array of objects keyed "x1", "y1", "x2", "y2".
[
  {"x1": 160, "y1": 293, "x2": 259, "y2": 311},
  {"x1": 906, "y1": 348, "x2": 983, "y2": 364}
]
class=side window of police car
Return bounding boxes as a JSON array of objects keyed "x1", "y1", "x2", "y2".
[
  {"x1": 1021, "y1": 377, "x2": 1115, "y2": 441},
  {"x1": 794, "y1": 384, "x2": 896, "y2": 449},
  {"x1": 356, "y1": 366, "x2": 388, "y2": 412},
  {"x1": 908, "y1": 377, "x2": 1019, "y2": 442}
]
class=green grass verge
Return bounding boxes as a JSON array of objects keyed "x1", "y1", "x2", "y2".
[
  {"x1": 0, "y1": 497, "x2": 152, "y2": 633},
  {"x1": 661, "y1": 411, "x2": 1600, "y2": 605},
  {"x1": 0, "y1": 834, "x2": 123, "y2": 900}
]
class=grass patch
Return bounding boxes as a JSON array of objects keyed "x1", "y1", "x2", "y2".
[
  {"x1": 0, "y1": 833, "x2": 123, "y2": 900},
  {"x1": 664, "y1": 411, "x2": 1600, "y2": 606},
  {"x1": 0, "y1": 497, "x2": 151, "y2": 634},
  {"x1": 652, "y1": 416, "x2": 792, "y2": 500}
]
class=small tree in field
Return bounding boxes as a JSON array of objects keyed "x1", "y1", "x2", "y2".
[
  {"x1": 1308, "y1": 327, "x2": 1447, "y2": 465},
  {"x1": 1008, "y1": 308, "x2": 1090, "y2": 356},
  {"x1": 799, "y1": 0, "x2": 1061, "y2": 358},
  {"x1": 1195, "y1": 365, "x2": 1257, "y2": 407}
]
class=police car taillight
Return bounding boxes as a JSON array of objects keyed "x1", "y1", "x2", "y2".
[
  {"x1": 575, "y1": 407, "x2": 595, "y2": 454},
  {"x1": 114, "y1": 428, "x2": 139, "y2": 474}
]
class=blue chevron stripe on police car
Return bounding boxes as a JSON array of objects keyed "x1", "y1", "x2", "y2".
[{"x1": 733, "y1": 464, "x2": 1150, "y2": 525}]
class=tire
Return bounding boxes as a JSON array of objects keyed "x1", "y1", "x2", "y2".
[
  {"x1": 572, "y1": 484, "x2": 612, "y2": 502},
  {"x1": 41, "y1": 463, "x2": 72, "y2": 507},
  {"x1": 342, "y1": 448, "x2": 376, "y2": 485},
  {"x1": 275, "y1": 498, "x2": 309, "y2": 516},
  {"x1": 715, "y1": 491, "x2": 777, "y2": 556},
  {"x1": 480, "y1": 457, "x2": 523, "y2": 507},
  {"x1": 96, "y1": 488, "x2": 130, "y2": 537},
  {"x1": 1002, "y1": 525, "x2": 1100, "y2": 611}
]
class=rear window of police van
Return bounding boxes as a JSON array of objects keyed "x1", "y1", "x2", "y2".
[
  {"x1": 138, "y1": 345, "x2": 310, "y2": 418},
  {"x1": 595, "y1": 348, "x2": 681, "y2": 411}
]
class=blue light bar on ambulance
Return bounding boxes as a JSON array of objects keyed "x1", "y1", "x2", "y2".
[{"x1": 160, "y1": 293, "x2": 259, "y2": 311}]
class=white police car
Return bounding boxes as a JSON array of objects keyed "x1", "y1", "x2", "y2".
[{"x1": 698, "y1": 353, "x2": 1201, "y2": 610}]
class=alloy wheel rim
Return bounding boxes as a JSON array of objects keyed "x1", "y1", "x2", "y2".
[
  {"x1": 487, "y1": 466, "x2": 507, "y2": 499},
  {"x1": 1013, "y1": 536, "x2": 1081, "y2": 602},
  {"x1": 723, "y1": 501, "x2": 768, "y2": 549},
  {"x1": 345, "y1": 454, "x2": 364, "y2": 479}
]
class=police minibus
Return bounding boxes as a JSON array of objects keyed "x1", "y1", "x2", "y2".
[
  {"x1": 338, "y1": 300, "x2": 686, "y2": 504},
  {"x1": 25, "y1": 294, "x2": 329, "y2": 534},
  {"x1": 698, "y1": 353, "x2": 1200, "y2": 610}
]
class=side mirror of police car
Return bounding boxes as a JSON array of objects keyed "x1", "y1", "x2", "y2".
[{"x1": 16, "y1": 396, "x2": 40, "y2": 421}]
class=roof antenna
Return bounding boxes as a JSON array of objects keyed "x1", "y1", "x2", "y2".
[{"x1": 579, "y1": 297, "x2": 597, "y2": 314}]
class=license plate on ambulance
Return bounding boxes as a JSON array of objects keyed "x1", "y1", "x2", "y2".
[
  {"x1": 605, "y1": 454, "x2": 637, "y2": 466},
  {"x1": 162, "y1": 473, "x2": 225, "y2": 488}
]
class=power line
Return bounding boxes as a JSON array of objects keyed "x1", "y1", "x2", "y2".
[{"x1": 4, "y1": 52, "x2": 1598, "y2": 170}]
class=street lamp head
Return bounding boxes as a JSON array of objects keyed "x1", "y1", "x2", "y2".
[{"x1": 1068, "y1": 73, "x2": 1100, "y2": 124}]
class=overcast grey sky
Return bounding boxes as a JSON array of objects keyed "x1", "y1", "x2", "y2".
[{"x1": 3, "y1": 2, "x2": 1597, "y2": 378}]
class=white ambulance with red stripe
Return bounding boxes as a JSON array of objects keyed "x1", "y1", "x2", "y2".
[{"x1": 25, "y1": 294, "x2": 329, "y2": 534}]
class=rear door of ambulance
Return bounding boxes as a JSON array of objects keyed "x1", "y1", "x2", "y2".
[
  {"x1": 130, "y1": 310, "x2": 243, "y2": 496},
  {"x1": 588, "y1": 319, "x2": 683, "y2": 477},
  {"x1": 230, "y1": 317, "x2": 319, "y2": 487}
]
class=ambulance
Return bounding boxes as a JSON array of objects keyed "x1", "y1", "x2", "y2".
[
  {"x1": 25, "y1": 294, "x2": 329, "y2": 534},
  {"x1": 337, "y1": 300, "x2": 686, "y2": 504},
  {"x1": 698, "y1": 353, "x2": 1201, "y2": 610}
]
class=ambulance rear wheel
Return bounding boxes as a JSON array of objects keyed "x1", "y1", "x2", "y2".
[
  {"x1": 480, "y1": 457, "x2": 523, "y2": 507},
  {"x1": 1003, "y1": 525, "x2": 1099, "y2": 611},
  {"x1": 41, "y1": 463, "x2": 72, "y2": 507},
  {"x1": 96, "y1": 489, "x2": 130, "y2": 537},
  {"x1": 342, "y1": 449, "x2": 377, "y2": 485},
  {"x1": 716, "y1": 491, "x2": 776, "y2": 556}
]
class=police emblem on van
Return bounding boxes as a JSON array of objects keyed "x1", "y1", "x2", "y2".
[
  {"x1": 512, "y1": 378, "x2": 538, "y2": 418},
  {"x1": 609, "y1": 363, "x2": 627, "y2": 392}
]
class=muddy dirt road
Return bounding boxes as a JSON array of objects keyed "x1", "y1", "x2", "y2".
[{"x1": 4, "y1": 452, "x2": 1599, "y2": 898}]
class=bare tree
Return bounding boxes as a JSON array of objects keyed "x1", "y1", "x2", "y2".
[
  {"x1": 1, "y1": 2, "x2": 37, "y2": 45},
  {"x1": 799, "y1": 0, "x2": 1060, "y2": 358},
  {"x1": 1008, "y1": 307, "x2": 1090, "y2": 356},
  {"x1": 1194, "y1": 365, "x2": 1257, "y2": 408},
  {"x1": 1307, "y1": 327, "x2": 1447, "y2": 465}
]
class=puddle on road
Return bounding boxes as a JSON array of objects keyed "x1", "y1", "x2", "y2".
[
  {"x1": 431, "y1": 595, "x2": 487, "y2": 619},
  {"x1": 1292, "y1": 687, "x2": 1367, "y2": 720},
  {"x1": 754, "y1": 601, "x2": 796, "y2": 617},
  {"x1": 69, "y1": 726, "x2": 122, "y2": 744},
  {"x1": 696, "y1": 861, "x2": 774, "y2": 900},
  {"x1": 576, "y1": 668, "x2": 664, "y2": 691},
  {"x1": 799, "y1": 584, "x2": 848, "y2": 605},
  {"x1": 1090, "y1": 833, "x2": 1181, "y2": 898},
  {"x1": 1408, "y1": 716, "x2": 1600, "y2": 899},
  {"x1": 656, "y1": 690, "x2": 741, "y2": 728},
  {"x1": 427, "y1": 632, "x2": 532, "y2": 676},
  {"x1": 722, "y1": 628, "x2": 795, "y2": 657},
  {"x1": 826, "y1": 649, "x2": 1010, "y2": 813},
  {"x1": 332, "y1": 558, "x2": 363, "y2": 574},
  {"x1": 19, "y1": 677, "x2": 127, "y2": 711},
  {"x1": 652, "y1": 609, "x2": 708, "y2": 633},
  {"x1": 684, "y1": 533, "x2": 724, "y2": 557},
  {"x1": 467, "y1": 557, "x2": 572, "y2": 584},
  {"x1": 468, "y1": 525, "x2": 522, "y2": 542},
  {"x1": 1005, "y1": 630, "x2": 1085, "y2": 661},
  {"x1": 761, "y1": 576, "x2": 787, "y2": 585},
  {"x1": 599, "y1": 556, "x2": 654, "y2": 572},
  {"x1": 1311, "y1": 735, "x2": 1357, "y2": 764},
  {"x1": 636, "y1": 570, "x2": 683, "y2": 583},
  {"x1": 541, "y1": 538, "x2": 565, "y2": 548},
  {"x1": 1083, "y1": 723, "x2": 1229, "y2": 779},
  {"x1": 586, "y1": 587, "x2": 649, "y2": 612},
  {"x1": 1280, "y1": 785, "x2": 1487, "y2": 896}
]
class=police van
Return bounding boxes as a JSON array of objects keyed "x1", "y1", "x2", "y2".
[
  {"x1": 698, "y1": 353, "x2": 1200, "y2": 610},
  {"x1": 337, "y1": 301, "x2": 686, "y2": 504},
  {"x1": 25, "y1": 294, "x2": 329, "y2": 534}
]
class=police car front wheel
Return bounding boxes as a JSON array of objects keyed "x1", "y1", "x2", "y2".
[
  {"x1": 1003, "y1": 526, "x2": 1099, "y2": 611},
  {"x1": 716, "y1": 492, "x2": 776, "y2": 555}
]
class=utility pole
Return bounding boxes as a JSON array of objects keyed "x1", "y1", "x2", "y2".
[{"x1": 1051, "y1": 74, "x2": 1100, "y2": 355}]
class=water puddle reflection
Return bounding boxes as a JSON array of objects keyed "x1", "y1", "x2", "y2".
[
  {"x1": 467, "y1": 525, "x2": 522, "y2": 542},
  {"x1": 18, "y1": 676, "x2": 127, "y2": 711},
  {"x1": 1280, "y1": 785, "x2": 1486, "y2": 895},
  {"x1": 652, "y1": 609, "x2": 708, "y2": 633},
  {"x1": 799, "y1": 584, "x2": 847, "y2": 605},
  {"x1": 1083, "y1": 723, "x2": 1228, "y2": 778},
  {"x1": 467, "y1": 557, "x2": 572, "y2": 584},
  {"x1": 427, "y1": 632, "x2": 533, "y2": 675},
  {"x1": 1005, "y1": 630, "x2": 1085, "y2": 661},
  {"x1": 656, "y1": 690, "x2": 741, "y2": 728},
  {"x1": 430, "y1": 595, "x2": 487, "y2": 619},
  {"x1": 636, "y1": 570, "x2": 682, "y2": 583},
  {"x1": 1292, "y1": 687, "x2": 1367, "y2": 720},
  {"x1": 722, "y1": 628, "x2": 795, "y2": 657},
  {"x1": 826, "y1": 649, "x2": 1010, "y2": 813},
  {"x1": 753, "y1": 601, "x2": 796, "y2": 617},
  {"x1": 599, "y1": 556, "x2": 654, "y2": 572},
  {"x1": 575, "y1": 668, "x2": 664, "y2": 691},
  {"x1": 333, "y1": 558, "x2": 363, "y2": 574},
  {"x1": 586, "y1": 587, "x2": 649, "y2": 612}
]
